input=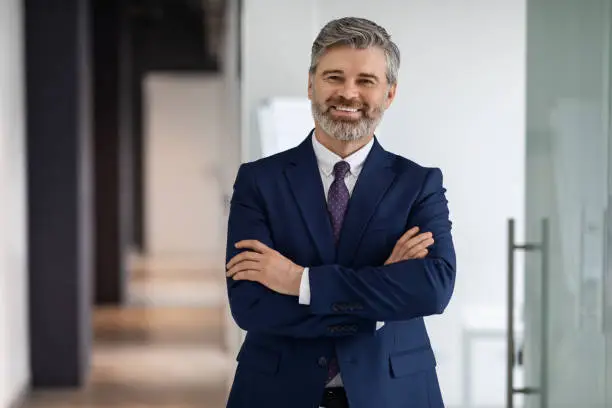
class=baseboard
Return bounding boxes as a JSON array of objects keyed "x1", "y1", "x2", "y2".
[{"x1": 8, "y1": 382, "x2": 29, "y2": 408}]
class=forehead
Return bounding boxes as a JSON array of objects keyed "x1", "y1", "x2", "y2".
[{"x1": 316, "y1": 45, "x2": 387, "y2": 77}]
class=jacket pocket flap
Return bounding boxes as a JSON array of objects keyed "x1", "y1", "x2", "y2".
[
  {"x1": 389, "y1": 346, "x2": 436, "y2": 378},
  {"x1": 237, "y1": 343, "x2": 281, "y2": 375}
]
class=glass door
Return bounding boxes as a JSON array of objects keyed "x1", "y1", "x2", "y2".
[{"x1": 514, "y1": 0, "x2": 612, "y2": 407}]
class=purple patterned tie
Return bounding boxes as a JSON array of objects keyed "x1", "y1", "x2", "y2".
[
  {"x1": 328, "y1": 161, "x2": 351, "y2": 243},
  {"x1": 326, "y1": 161, "x2": 350, "y2": 382}
]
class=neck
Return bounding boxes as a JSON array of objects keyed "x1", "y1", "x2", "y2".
[{"x1": 314, "y1": 127, "x2": 373, "y2": 158}]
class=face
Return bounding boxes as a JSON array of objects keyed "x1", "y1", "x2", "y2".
[{"x1": 308, "y1": 45, "x2": 397, "y2": 142}]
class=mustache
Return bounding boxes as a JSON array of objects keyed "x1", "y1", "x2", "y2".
[{"x1": 326, "y1": 97, "x2": 367, "y2": 110}]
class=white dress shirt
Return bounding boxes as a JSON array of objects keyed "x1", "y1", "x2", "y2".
[{"x1": 298, "y1": 134, "x2": 384, "y2": 388}]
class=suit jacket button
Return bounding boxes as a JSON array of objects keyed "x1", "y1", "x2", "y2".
[{"x1": 318, "y1": 357, "x2": 327, "y2": 367}]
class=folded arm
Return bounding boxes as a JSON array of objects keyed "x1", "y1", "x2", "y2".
[
  {"x1": 307, "y1": 168, "x2": 456, "y2": 321},
  {"x1": 226, "y1": 163, "x2": 376, "y2": 338}
]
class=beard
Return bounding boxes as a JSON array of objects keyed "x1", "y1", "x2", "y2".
[{"x1": 310, "y1": 91, "x2": 387, "y2": 142}]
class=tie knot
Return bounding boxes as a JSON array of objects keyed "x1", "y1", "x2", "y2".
[{"x1": 333, "y1": 161, "x2": 350, "y2": 179}]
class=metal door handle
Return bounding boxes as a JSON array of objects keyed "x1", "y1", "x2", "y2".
[
  {"x1": 507, "y1": 218, "x2": 549, "y2": 408},
  {"x1": 603, "y1": 206, "x2": 611, "y2": 333}
]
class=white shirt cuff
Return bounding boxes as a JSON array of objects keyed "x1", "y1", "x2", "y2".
[{"x1": 298, "y1": 267, "x2": 311, "y2": 305}]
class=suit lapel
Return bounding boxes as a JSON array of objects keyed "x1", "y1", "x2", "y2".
[
  {"x1": 337, "y1": 139, "x2": 396, "y2": 265},
  {"x1": 284, "y1": 133, "x2": 336, "y2": 265}
]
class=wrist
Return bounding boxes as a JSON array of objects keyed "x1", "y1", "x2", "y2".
[{"x1": 292, "y1": 264, "x2": 304, "y2": 296}]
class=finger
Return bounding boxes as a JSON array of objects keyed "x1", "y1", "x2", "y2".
[
  {"x1": 386, "y1": 247, "x2": 401, "y2": 265},
  {"x1": 407, "y1": 237, "x2": 434, "y2": 256},
  {"x1": 397, "y1": 226, "x2": 420, "y2": 244},
  {"x1": 226, "y1": 251, "x2": 262, "y2": 270},
  {"x1": 226, "y1": 261, "x2": 260, "y2": 277},
  {"x1": 414, "y1": 249, "x2": 428, "y2": 259},
  {"x1": 235, "y1": 240, "x2": 271, "y2": 254},
  {"x1": 389, "y1": 228, "x2": 419, "y2": 259},
  {"x1": 385, "y1": 247, "x2": 397, "y2": 263},
  {"x1": 403, "y1": 238, "x2": 434, "y2": 259},
  {"x1": 399, "y1": 236, "x2": 433, "y2": 259},
  {"x1": 232, "y1": 270, "x2": 259, "y2": 282},
  {"x1": 400, "y1": 232, "x2": 433, "y2": 253},
  {"x1": 388, "y1": 229, "x2": 428, "y2": 264},
  {"x1": 227, "y1": 260, "x2": 259, "y2": 277},
  {"x1": 226, "y1": 252, "x2": 248, "y2": 270},
  {"x1": 412, "y1": 232, "x2": 433, "y2": 245}
]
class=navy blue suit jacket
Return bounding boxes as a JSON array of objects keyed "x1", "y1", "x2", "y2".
[{"x1": 225, "y1": 132, "x2": 456, "y2": 408}]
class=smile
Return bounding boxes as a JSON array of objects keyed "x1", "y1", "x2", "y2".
[
  {"x1": 329, "y1": 106, "x2": 363, "y2": 119},
  {"x1": 332, "y1": 106, "x2": 361, "y2": 112}
]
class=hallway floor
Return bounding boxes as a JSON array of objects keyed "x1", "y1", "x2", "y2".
[{"x1": 21, "y1": 263, "x2": 235, "y2": 408}]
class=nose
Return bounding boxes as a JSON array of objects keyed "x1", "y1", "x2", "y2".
[{"x1": 337, "y1": 81, "x2": 360, "y2": 101}]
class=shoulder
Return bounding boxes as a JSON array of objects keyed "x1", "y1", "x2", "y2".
[
  {"x1": 386, "y1": 151, "x2": 444, "y2": 185},
  {"x1": 234, "y1": 145, "x2": 300, "y2": 189},
  {"x1": 384, "y1": 153, "x2": 449, "y2": 209},
  {"x1": 238, "y1": 146, "x2": 298, "y2": 174}
]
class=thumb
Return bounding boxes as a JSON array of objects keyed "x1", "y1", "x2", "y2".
[{"x1": 384, "y1": 254, "x2": 396, "y2": 265}]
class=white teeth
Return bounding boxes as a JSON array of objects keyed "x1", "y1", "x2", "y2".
[{"x1": 335, "y1": 106, "x2": 359, "y2": 112}]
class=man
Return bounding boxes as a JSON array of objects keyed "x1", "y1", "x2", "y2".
[{"x1": 224, "y1": 17, "x2": 455, "y2": 408}]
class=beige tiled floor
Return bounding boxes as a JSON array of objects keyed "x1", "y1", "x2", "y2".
[{"x1": 21, "y1": 267, "x2": 235, "y2": 408}]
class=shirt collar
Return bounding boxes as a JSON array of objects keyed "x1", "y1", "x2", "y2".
[{"x1": 312, "y1": 132, "x2": 374, "y2": 177}]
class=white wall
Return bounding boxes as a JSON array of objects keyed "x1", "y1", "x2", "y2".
[
  {"x1": 144, "y1": 74, "x2": 229, "y2": 267},
  {"x1": 0, "y1": 0, "x2": 30, "y2": 406},
  {"x1": 241, "y1": 2, "x2": 526, "y2": 407}
]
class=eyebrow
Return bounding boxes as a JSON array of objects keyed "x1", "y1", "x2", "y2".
[
  {"x1": 321, "y1": 70, "x2": 380, "y2": 82},
  {"x1": 358, "y1": 73, "x2": 380, "y2": 82},
  {"x1": 321, "y1": 69, "x2": 344, "y2": 76}
]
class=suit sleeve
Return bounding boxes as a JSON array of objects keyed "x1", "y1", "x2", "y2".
[
  {"x1": 225, "y1": 163, "x2": 377, "y2": 338},
  {"x1": 307, "y1": 168, "x2": 456, "y2": 321}
]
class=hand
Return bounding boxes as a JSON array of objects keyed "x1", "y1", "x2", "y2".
[
  {"x1": 384, "y1": 227, "x2": 434, "y2": 265},
  {"x1": 226, "y1": 240, "x2": 304, "y2": 296}
]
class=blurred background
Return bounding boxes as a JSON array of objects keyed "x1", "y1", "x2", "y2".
[{"x1": 1, "y1": 0, "x2": 611, "y2": 407}]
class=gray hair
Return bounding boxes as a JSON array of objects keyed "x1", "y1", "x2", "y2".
[{"x1": 309, "y1": 17, "x2": 401, "y2": 85}]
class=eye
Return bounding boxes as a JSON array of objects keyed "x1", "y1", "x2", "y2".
[
  {"x1": 358, "y1": 79, "x2": 375, "y2": 86},
  {"x1": 326, "y1": 75, "x2": 342, "y2": 82}
]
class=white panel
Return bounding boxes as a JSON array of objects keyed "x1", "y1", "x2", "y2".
[
  {"x1": 0, "y1": 0, "x2": 30, "y2": 406},
  {"x1": 471, "y1": 337, "x2": 506, "y2": 407},
  {"x1": 257, "y1": 97, "x2": 314, "y2": 157},
  {"x1": 144, "y1": 74, "x2": 227, "y2": 262}
]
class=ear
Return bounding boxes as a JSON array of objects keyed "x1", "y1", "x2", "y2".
[
  {"x1": 307, "y1": 73, "x2": 314, "y2": 100},
  {"x1": 384, "y1": 83, "x2": 398, "y2": 108}
]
